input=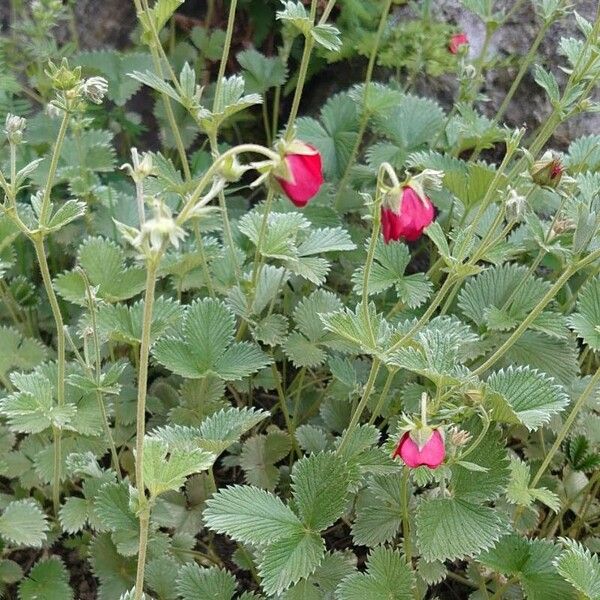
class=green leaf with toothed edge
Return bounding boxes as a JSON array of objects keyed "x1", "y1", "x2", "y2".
[
  {"x1": 18, "y1": 558, "x2": 73, "y2": 600},
  {"x1": 555, "y1": 538, "x2": 600, "y2": 600},
  {"x1": 0, "y1": 499, "x2": 48, "y2": 547},
  {"x1": 415, "y1": 497, "x2": 508, "y2": 562},
  {"x1": 335, "y1": 547, "x2": 416, "y2": 600},
  {"x1": 152, "y1": 298, "x2": 272, "y2": 380},
  {"x1": 485, "y1": 366, "x2": 569, "y2": 431},
  {"x1": 479, "y1": 535, "x2": 578, "y2": 600},
  {"x1": 259, "y1": 529, "x2": 325, "y2": 596},
  {"x1": 176, "y1": 563, "x2": 237, "y2": 600},
  {"x1": 203, "y1": 485, "x2": 303, "y2": 545}
]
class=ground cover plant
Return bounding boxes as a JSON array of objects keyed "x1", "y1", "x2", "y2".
[{"x1": 0, "y1": 0, "x2": 600, "y2": 598}]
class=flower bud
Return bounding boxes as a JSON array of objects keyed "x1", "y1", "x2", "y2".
[
  {"x1": 273, "y1": 140, "x2": 324, "y2": 208},
  {"x1": 4, "y1": 114, "x2": 26, "y2": 145},
  {"x1": 449, "y1": 33, "x2": 469, "y2": 55},
  {"x1": 393, "y1": 427, "x2": 445, "y2": 469},
  {"x1": 81, "y1": 76, "x2": 109, "y2": 104},
  {"x1": 531, "y1": 151, "x2": 564, "y2": 188},
  {"x1": 381, "y1": 186, "x2": 436, "y2": 243},
  {"x1": 121, "y1": 148, "x2": 154, "y2": 182},
  {"x1": 505, "y1": 187, "x2": 527, "y2": 222},
  {"x1": 220, "y1": 155, "x2": 250, "y2": 183},
  {"x1": 45, "y1": 58, "x2": 82, "y2": 92}
]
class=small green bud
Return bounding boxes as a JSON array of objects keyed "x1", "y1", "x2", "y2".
[{"x1": 4, "y1": 114, "x2": 26, "y2": 145}]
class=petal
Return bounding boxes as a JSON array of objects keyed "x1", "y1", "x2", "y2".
[{"x1": 277, "y1": 151, "x2": 324, "y2": 207}]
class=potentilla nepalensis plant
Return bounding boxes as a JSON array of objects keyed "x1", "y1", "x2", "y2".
[{"x1": 0, "y1": 1, "x2": 600, "y2": 599}]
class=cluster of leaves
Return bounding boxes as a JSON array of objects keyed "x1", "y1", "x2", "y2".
[{"x1": 0, "y1": 0, "x2": 600, "y2": 599}]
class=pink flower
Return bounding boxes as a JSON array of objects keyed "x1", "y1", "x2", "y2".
[
  {"x1": 275, "y1": 142, "x2": 324, "y2": 208},
  {"x1": 449, "y1": 33, "x2": 469, "y2": 54},
  {"x1": 393, "y1": 429, "x2": 445, "y2": 469},
  {"x1": 381, "y1": 186, "x2": 435, "y2": 243}
]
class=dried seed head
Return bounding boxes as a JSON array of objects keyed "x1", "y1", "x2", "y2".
[
  {"x1": 4, "y1": 114, "x2": 26, "y2": 144},
  {"x1": 81, "y1": 76, "x2": 109, "y2": 104}
]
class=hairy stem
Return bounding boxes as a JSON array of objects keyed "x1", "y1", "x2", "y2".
[
  {"x1": 333, "y1": 0, "x2": 393, "y2": 208},
  {"x1": 33, "y1": 236, "x2": 65, "y2": 515},
  {"x1": 133, "y1": 256, "x2": 160, "y2": 600}
]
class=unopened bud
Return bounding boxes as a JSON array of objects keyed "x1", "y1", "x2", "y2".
[
  {"x1": 121, "y1": 148, "x2": 154, "y2": 182},
  {"x1": 531, "y1": 151, "x2": 564, "y2": 188},
  {"x1": 45, "y1": 58, "x2": 82, "y2": 92},
  {"x1": 505, "y1": 187, "x2": 527, "y2": 222},
  {"x1": 4, "y1": 114, "x2": 26, "y2": 144}
]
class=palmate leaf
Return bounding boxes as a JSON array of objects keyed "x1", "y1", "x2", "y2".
[
  {"x1": 152, "y1": 298, "x2": 271, "y2": 380},
  {"x1": 259, "y1": 530, "x2": 325, "y2": 596},
  {"x1": 74, "y1": 50, "x2": 153, "y2": 105},
  {"x1": 0, "y1": 371, "x2": 76, "y2": 434},
  {"x1": 335, "y1": 547, "x2": 416, "y2": 600},
  {"x1": 240, "y1": 430, "x2": 291, "y2": 490},
  {"x1": 142, "y1": 438, "x2": 215, "y2": 498},
  {"x1": 237, "y1": 48, "x2": 287, "y2": 95},
  {"x1": 96, "y1": 297, "x2": 184, "y2": 345},
  {"x1": 372, "y1": 94, "x2": 445, "y2": 151},
  {"x1": 291, "y1": 452, "x2": 350, "y2": 531},
  {"x1": 568, "y1": 275, "x2": 600, "y2": 350},
  {"x1": 386, "y1": 328, "x2": 470, "y2": 386},
  {"x1": 450, "y1": 426, "x2": 509, "y2": 503},
  {"x1": 54, "y1": 237, "x2": 147, "y2": 306},
  {"x1": 506, "y1": 457, "x2": 561, "y2": 513},
  {"x1": 283, "y1": 290, "x2": 342, "y2": 368},
  {"x1": 19, "y1": 558, "x2": 73, "y2": 600},
  {"x1": 459, "y1": 263, "x2": 552, "y2": 329},
  {"x1": 555, "y1": 538, "x2": 600, "y2": 600},
  {"x1": 89, "y1": 533, "x2": 137, "y2": 600},
  {"x1": 485, "y1": 366, "x2": 569, "y2": 430},
  {"x1": 203, "y1": 485, "x2": 303, "y2": 545},
  {"x1": 0, "y1": 499, "x2": 48, "y2": 547},
  {"x1": 176, "y1": 563, "x2": 237, "y2": 600},
  {"x1": 351, "y1": 474, "x2": 404, "y2": 547},
  {"x1": 0, "y1": 326, "x2": 47, "y2": 378},
  {"x1": 415, "y1": 497, "x2": 508, "y2": 562},
  {"x1": 296, "y1": 92, "x2": 359, "y2": 179},
  {"x1": 93, "y1": 481, "x2": 139, "y2": 555},
  {"x1": 352, "y1": 238, "x2": 432, "y2": 308},
  {"x1": 480, "y1": 535, "x2": 577, "y2": 600}
]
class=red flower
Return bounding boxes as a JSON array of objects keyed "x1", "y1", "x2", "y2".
[
  {"x1": 381, "y1": 186, "x2": 435, "y2": 243},
  {"x1": 275, "y1": 142, "x2": 324, "y2": 208},
  {"x1": 449, "y1": 33, "x2": 469, "y2": 54},
  {"x1": 393, "y1": 429, "x2": 445, "y2": 469}
]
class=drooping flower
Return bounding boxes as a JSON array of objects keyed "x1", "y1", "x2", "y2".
[
  {"x1": 449, "y1": 32, "x2": 469, "y2": 54},
  {"x1": 274, "y1": 140, "x2": 324, "y2": 208},
  {"x1": 393, "y1": 428, "x2": 445, "y2": 469},
  {"x1": 381, "y1": 186, "x2": 435, "y2": 243},
  {"x1": 81, "y1": 76, "x2": 109, "y2": 104}
]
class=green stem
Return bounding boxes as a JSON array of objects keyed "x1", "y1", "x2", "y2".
[
  {"x1": 194, "y1": 222, "x2": 216, "y2": 298},
  {"x1": 134, "y1": 510, "x2": 151, "y2": 600},
  {"x1": 362, "y1": 201, "x2": 382, "y2": 347},
  {"x1": 368, "y1": 368, "x2": 396, "y2": 425},
  {"x1": 32, "y1": 236, "x2": 65, "y2": 515},
  {"x1": 473, "y1": 250, "x2": 600, "y2": 376},
  {"x1": 213, "y1": 0, "x2": 238, "y2": 112},
  {"x1": 283, "y1": 0, "x2": 318, "y2": 141},
  {"x1": 532, "y1": 366, "x2": 600, "y2": 490},
  {"x1": 208, "y1": 132, "x2": 241, "y2": 286},
  {"x1": 40, "y1": 111, "x2": 70, "y2": 225},
  {"x1": 80, "y1": 270, "x2": 121, "y2": 477},
  {"x1": 401, "y1": 466, "x2": 412, "y2": 563},
  {"x1": 135, "y1": 258, "x2": 159, "y2": 489},
  {"x1": 336, "y1": 358, "x2": 381, "y2": 455},
  {"x1": 333, "y1": 0, "x2": 393, "y2": 208},
  {"x1": 133, "y1": 255, "x2": 160, "y2": 600}
]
